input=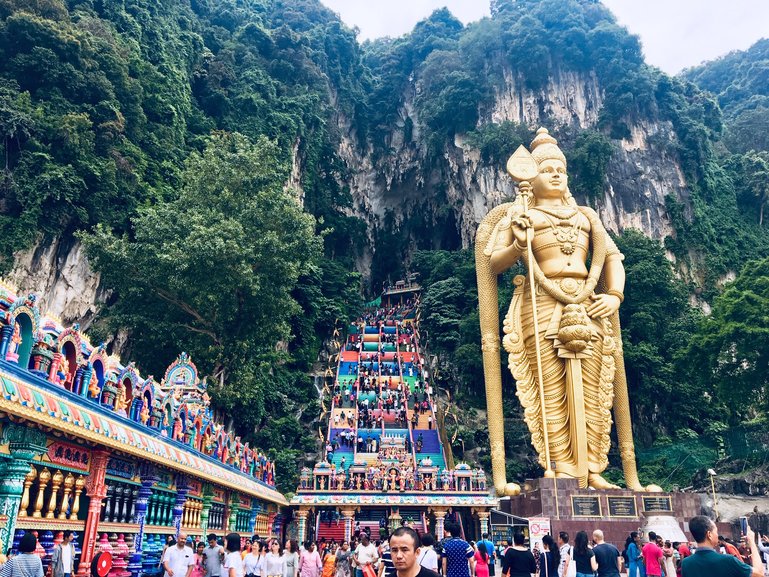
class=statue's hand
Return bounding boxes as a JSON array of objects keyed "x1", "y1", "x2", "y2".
[
  {"x1": 510, "y1": 214, "x2": 532, "y2": 247},
  {"x1": 586, "y1": 293, "x2": 621, "y2": 318}
]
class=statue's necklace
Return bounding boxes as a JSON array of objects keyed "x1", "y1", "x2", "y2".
[{"x1": 533, "y1": 207, "x2": 582, "y2": 258}]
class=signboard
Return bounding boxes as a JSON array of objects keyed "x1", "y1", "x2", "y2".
[
  {"x1": 571, "y1": 495, "x2": 601, "y2": 517},
  {"x1": 642, "y1": 496, "x2": 673, "y2": 513},
  {"x1": 607, "y1": 496, "x2": 638, "y2": 518},
  {"x1": 528, "y1": 516, "x2": 550, "y2": 551}
]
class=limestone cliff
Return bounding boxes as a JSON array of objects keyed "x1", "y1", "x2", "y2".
[{"x1": 337, "y1": 66, "x2": 689, "y2": 253}]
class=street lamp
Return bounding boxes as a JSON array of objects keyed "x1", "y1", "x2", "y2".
[{"x1": 707, "y1": 468, "x2": 719, "y2": 520}]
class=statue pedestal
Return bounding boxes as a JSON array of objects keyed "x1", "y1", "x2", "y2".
[{"x1": 500, "y1": 477, "x2": 700, "y2": 546}]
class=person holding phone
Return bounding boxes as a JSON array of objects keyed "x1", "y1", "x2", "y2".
[{"x1": 682, "y1": 515, "x2": 763, "y2": 576}]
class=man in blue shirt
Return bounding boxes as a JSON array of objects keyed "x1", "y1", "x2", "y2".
[
  {"x1": 478, "y1": 534, "x2": 496, "y2": 575},
  {"x1": 682, "y1": 515, "x2": 763, "y2": 577},
  {"x1": 440, "y1": 522, "x2": 475, "y2": 577}
]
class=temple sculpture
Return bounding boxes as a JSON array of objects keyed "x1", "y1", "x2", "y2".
[{"x1": 475, "y1": 128, "x2": 661, "y2": 494}]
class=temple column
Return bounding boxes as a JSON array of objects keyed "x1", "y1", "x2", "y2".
[
  {"x1": 77, "y1": 450, "x2": 110, "y2": 577},
  {"x1": 296, "y1": 508, "x2": 310, "y2": 544},
  {"x1": 227, "y1": 493, "x2": 240, "y2": 533},
  {"x1": 172, "y1": 474, "x2": 189, "y2": 539},
  {"x1": 0, "y1": 424, "x2": 47, "y2": 551},
  {"x1": 48, "y1": 352, "x2": 62, "y2": 383},
  {"x1": 132, "y1": 465, "x2": 159, "y2": 575},
  {"x1": 267, "y1": 511, "x2": 277, "y2": 537},
  {"x1": 248, "y1": 503, "x2": 259, "y2": 535},
  {"x1": 340, "y1": 509, "x2": 356, "y2": 542},
  {"x1": 476, "y1": 511, "x2": 489, "y2": 537},
  {"x1": 0, "y1": 323, "x2": 13, "y2": 358},
  {"x1": 199, "y1": 485, "x2": 214, "y2": 535},
  {"x1": 432, "y1": 509, "x2": 447, "y2": 540}
]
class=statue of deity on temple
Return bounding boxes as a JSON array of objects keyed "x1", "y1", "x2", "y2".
[{"x1": 476, "y1": 128, "x2": 661, "y2": 494}]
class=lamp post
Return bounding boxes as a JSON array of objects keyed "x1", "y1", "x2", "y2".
[{"x1": 707, "y1": 468, "x2": 719, "y2": 520}]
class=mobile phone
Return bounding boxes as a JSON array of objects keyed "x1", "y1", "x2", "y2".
[{"x1": 740, "y1": 516, "x2": 748, "y2": 535}]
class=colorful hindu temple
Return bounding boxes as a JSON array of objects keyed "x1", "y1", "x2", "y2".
[
  {"x1": 0, "y1": 281, "x2": 286, "y2": 576},
  {"x1": 290, "y1": 284, "x2": 497, "y2": 543}
]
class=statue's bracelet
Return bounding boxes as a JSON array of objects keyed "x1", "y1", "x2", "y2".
[
  {"x1": 607, "y1": 289, "x2": 625, "y2": 302},
  {"x1": 512, "y1": 239, "x2": 525, "y2": 251}
]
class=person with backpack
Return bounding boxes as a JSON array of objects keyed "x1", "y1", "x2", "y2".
[{"x1": 557, "y1": 532, "x2": 574, "y2": 577}]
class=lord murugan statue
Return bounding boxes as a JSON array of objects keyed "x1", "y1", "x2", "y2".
[{"x1": 476, "y1": 128, "x2": 660, "y2": 494}]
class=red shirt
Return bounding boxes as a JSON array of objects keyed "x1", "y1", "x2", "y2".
[
  {"x1": 724, "y1": 542, "x2": 742, "y2": 560},
  {"x1": 642, "y1": 542, "x2": 663, "y2": 576}
]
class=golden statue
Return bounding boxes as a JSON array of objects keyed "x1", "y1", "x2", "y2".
[{"x1": 476, "y1": 128, "x2": 659, "y2": 494}]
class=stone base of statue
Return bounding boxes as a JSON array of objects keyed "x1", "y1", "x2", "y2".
[{"x1": 498, "y1": 477, "x2": 700, "y2": 545}]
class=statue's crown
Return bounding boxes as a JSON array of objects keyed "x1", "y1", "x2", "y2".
[{"x1": 530, "y1": 127, "x2": 566, "y2": 167}]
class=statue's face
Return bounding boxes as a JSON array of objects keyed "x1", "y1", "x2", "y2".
[{"x1": 532, "y1": 158, "x2": 568, "y2": 199}]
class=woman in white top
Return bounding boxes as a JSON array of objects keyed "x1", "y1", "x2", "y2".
[
  {"x1": 263, "y1": 540, "x2": 286, "y2": 577},
  {"x1": 244, "y1": 541, "x2": 263, "y2": 577},
  {"x1": 224, "y1": 534, "x2": 245, "y2": 577},
  {"x1": 417, "y1": 534, "x2": 439, "y2": 573}
]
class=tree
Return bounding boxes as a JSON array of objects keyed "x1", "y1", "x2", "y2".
[
  {"x1": 81, "y1": 131, "x2": 322, "y2": 428},
  {"x1": 686, "y1": 257, "x2": 769, "y2": 417}
]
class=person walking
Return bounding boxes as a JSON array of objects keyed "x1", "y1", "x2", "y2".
[
  {"x1": 0, "y1": 533, "x2": 44, "y2": 577},
  {"x1": 540, "y1": 536, "x2": 559, "y2": 577},
  {"x1": 571, "y1": 531, "x2": 597, "y2": 577},
  {"x1": 321, "y1": 546, "x2": 337, "y2": 577},
  {"x1": 661, "y1": 541, "x2": 677, "y2": 577},
  {"x1": 416, "y1": 535, "x2": 438, "y2": 574},
  {"x1": 556, "y1": 532, "x2": 572, "y2": 577},
  {"x1": 284, "y1": 541, "x2": 300, "y2": 577},
  {"x1": 592, "y1": 530, "x2": 621, "y2": 577},
  {"x1": 477, "y1": 535, "x2": 495, "y2": 577},
  {"x1": 205, "y1": 535, "x2": 225, "y2": 577},
  {"x1": 440, "y1": 522, "x2": 475, "y2": 577},
  {"x1": 500, "y1": 533, "x2": 536, "y2": 577},
  {"x1": 642, "y1": 533, "x2": 663, "y2": 577},
  {"x1": 353, "y1": 534, "x2": 379, "y2": 577},
  {"x1": 624, "y1": 533, "x2": 643, "y2": 577},
  {"x1": 473, "y1": 544, "x2": 490, "y2": 577},
  {"x1": 191, "y1": 543, "x2": 207, "y2": 577},
  {"x1": 335, "y1": 543, "x2": 353, "y2": 577},
  {"x1": 51, "y1": 530, "x2": 76, "y2": 577},
  {"x1": 300, "y1": 543, "x2": 322, "y2": 577},
  {"x1": 164, "y1": 532, "x2": 195, "y2": 577},
  {"x1": 243, "y1": 541, "x2": 262, "y2": 577},
  {"x1": 263, "y1": 540, "x2": 286, "y2": 577},
  {"x1": 224, "y1": 534, "x2": 244, "y2": 577}
]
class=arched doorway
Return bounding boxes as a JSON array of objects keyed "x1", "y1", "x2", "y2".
[
  {"x1": 15, "y1": 313, "x2": 33, "y2": 369},
  {"x1": 61, "y1": 341, "x2": 78, "y2": 390}
]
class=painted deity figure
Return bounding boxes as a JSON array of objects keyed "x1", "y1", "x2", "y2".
[{"x1": 476, "y1": 128, "x2": 659, "y2": 493}]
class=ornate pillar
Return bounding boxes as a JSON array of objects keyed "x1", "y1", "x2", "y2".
[
  {"x1": 476, "y1": 511, "x2": 489, "y2": 537},
  {"x1": 76, "y1": 450, "x2": 109, "y2": 577},
  {"x1": 296, "y1": 508, "x2": 310, "y2": 544},
  {"x1": 48, "y1": 352, "x2": 62, "y2": 383},
  {"x1": 172, "y1": 474, "x2": 189, "y2": 539},
  {"x1": 0, "y1": 323, "x2": 14, "y2": 358},
  {"x1": 227, "y1": 493, "x2": 238, "y2": 532},
  {"x1": 248, "y1": 503, "x2": 259, "y2": 534},
  {"x1": 0, "y1": 424, "x2": 47, "y2": 550},
  {"x1": 340, "y1": 508, "x2": 356, "y2": 542},
  {"x1": 267, "y1": 512, "x2": 277, "y2": 537},
  {"x1": 58, "y1": 472, "x2": 75, "y2": 519},
  {"x1": 432, "y1": 509, "x2": 447, "y2": 540},
  {"x1": 132, "y1": 465, "x2": 159, "y2": 572},
  {"x1": 199, "y1": 485, "x2": 214, "y2": 535}
]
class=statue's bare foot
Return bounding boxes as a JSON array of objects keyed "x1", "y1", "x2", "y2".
[
  {"x1": 500, "y1": 482, "x2": 521, "y2": 496},
  {"x1": 588, "y1": 473, "x2": 620, "y2": 490}
]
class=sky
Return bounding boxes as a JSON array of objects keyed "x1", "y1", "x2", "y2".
[{"x1": 319, "y1": 0, "x2": 769, "y2": 75}]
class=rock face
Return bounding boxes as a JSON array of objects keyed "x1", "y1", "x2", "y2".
[
  {"x1": 8, "y1": 67, "x2": 691, "y2": 323},
  {"x1": 8, "y1": 235, "x2": 104, "y2": 328},
  {"x1": 338, "y1": 66, "x2": 689, "y2": 248}
]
